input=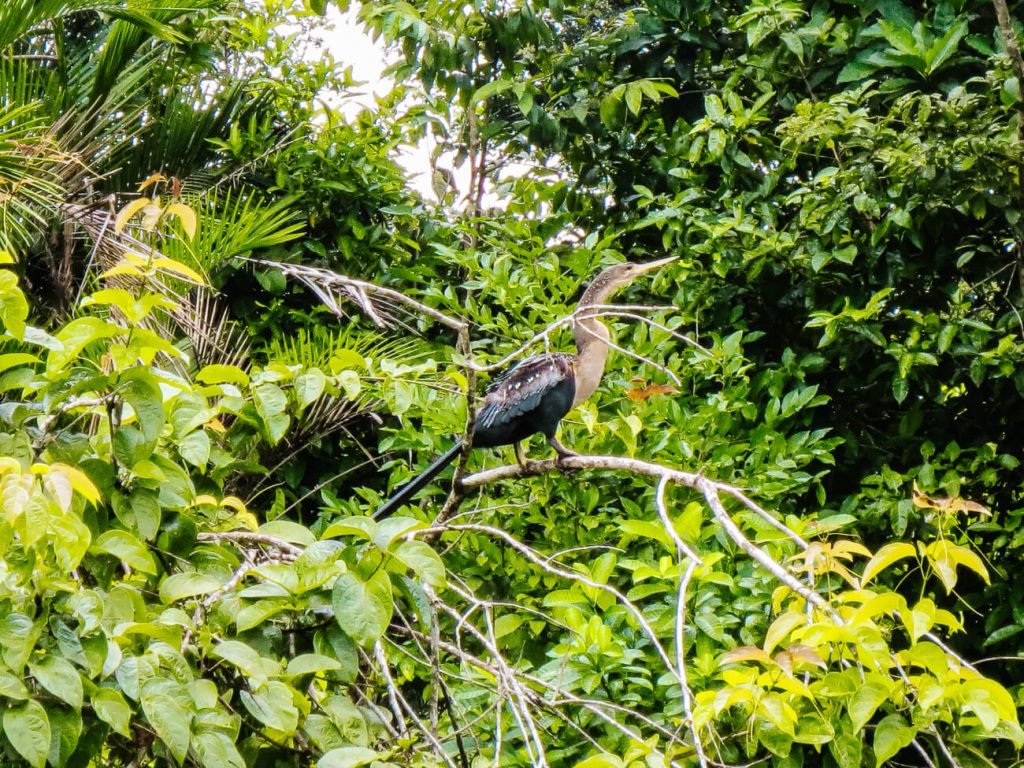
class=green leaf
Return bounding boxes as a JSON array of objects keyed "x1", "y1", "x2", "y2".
[
  {"x1": 47, "y1": 317, "x2": 120, "y2": 374},
  {"x1": 212, "y1": 640, "x2": 281, "y2": 680},
  {"x1": 318, "y1": 747, "x2": 379, "y2": 768},
  {"x1": 925, "y1": 20, "x2": 966, "y2": 74},
  {"x1": 92, "y1": 689, "x2": 132, "y2": 737},
  {"x1": 624, "y1": 82, "x2": 642, "y2": 115},
  {"x1": 121, "y1": 374, "x2": 165, "y2": 446},
  {"x1": 91, "y1": 530, "x2": 158, "y2": 574},
  {"x1": 494, "y1": 614, "x2": 526, "y2": 640},
  {"x1": 0, "y1": 352, "x2": 39, "y2": 373},
  {"x1": 240, "y1": 680, "x2": 298, "y2": 734},
  {"x1": 159, "y1": 572, "x2": 222, "y2": 603},
  {"x1": 140, "y1": 679, "x2": 192, "y2": 765},
  {"x1": 471, "y1": 79, "x2": 514, "y2": 104},
  {"x1": 829, "y1": 722, "x2": 863, "y2": 768},
  {"x1": 236, "y1": 599, "x2": 288, "y2": 632},
  {"x1": 178, "y1": 430, "x2": 211, "y2": 467},
  {"x1": 196, "y1": 364, "x2": 250, "y2": 386},
  {"x1": 4, "y1": 700, "x2": 50, "y2": 768},
  {"x1": 392, "y1": 540, "x2": 446, "y2": 588},
  {"x1": 849, "y1": 682, "x2": 889, "y2": 733},
  {"x1": 29, "y1": 656, "x2": 83, "y2": 709},
  {"x1": 46, "y1": 705, "x2": 82, "y2": 768},
  {"x1": 0, "y1": 671, "x2": 28, "y2": 699},
  {"x1": 193, "y1": 731, "x2": 245, "y2": 768},
  {"x1": 860, "y1": 543, "x2": 916, "y2": 586},
  {"x1": 261, "y1": 519, "x2": 316, "y2": 545},
  {"x1": 0, "y1": 270, "x2": 29, "y2": 340},
  {"x1": 286, "y1": 654, "x2": 342, "y2": 677},
  {"x1": 332, "y1": 572, "x2": 393, "y2": 647},
  {"x1": 295, "y1": 369, "x2": 326, "y2": 408},
  {"x1": 599, "y1": 92, "x2": 622, "y2": 127},
  {"x1": 873, "y1": 714, "x2": 915, "y2": 766},
  {"x1": 254, "y1": 382, "x2": 290, "y2": 443}
]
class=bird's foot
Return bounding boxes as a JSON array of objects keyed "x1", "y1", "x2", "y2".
[
  {"x1": 549, "y1": 437, "x2": 580, "y2": 464},
  {"x1": 514, "y1": 442, "x2": 528, "y2": 468}
]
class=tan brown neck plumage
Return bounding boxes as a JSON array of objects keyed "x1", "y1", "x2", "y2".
[{"x1": 570, "y1": 274, "x2": 619, "y2": 406}]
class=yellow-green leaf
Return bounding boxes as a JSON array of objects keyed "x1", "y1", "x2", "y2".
[
  {"x1": 114, "y1": 197, "x2": 152, "y2": 233},
  {"x1": 860, "y1": 542, "x2": 916, "y2": 586}
]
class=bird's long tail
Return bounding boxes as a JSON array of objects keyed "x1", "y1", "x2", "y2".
[{"x1": 372, "y1": 439, "x2": 465, "y2": 520}]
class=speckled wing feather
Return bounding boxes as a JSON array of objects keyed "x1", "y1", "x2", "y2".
[{"x1": 477, "y1": 353, "x2": 574, "y2": 429}]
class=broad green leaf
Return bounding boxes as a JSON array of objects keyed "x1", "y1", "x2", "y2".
[
  {"x1": 849, "y1": 682, "x2": 889, "y2": 733},
  {"x1": 196, "y1": 364, "x2": 250, "y2": 386},
  {"x1": 873, "y1": 714, "x2": 915, "y2": 766},
  {"x1": 254, "y1": 382, "x2": 290, "y2": 443},
  {"x1": 392, "y1": 540, "x2": 446, "y2": 588},
  {"x1": 860, "y1": 543, "x2": 916, "y2": 586},
  {"x1": 47, "y1": 317, "x2": 120, "y2": 374},
  {"x1": 47, "y1": 705, "x2": 82, "y2": 768},
  {"x1": 0, "y1": 352, "x2": 38, "y2": 372},
  {"x1": 159, "y1": 572, "x2": 222, "y2": 602},
  {"x1": 0, "y1": 671, "x2": 28, "y2": 699},
  {"x1": 573, "y1": 756, "x2": 623, "y2": 768},
  {"x1": 140, "y1": 679, "x2": 192, "y2": 765},
  {"x1": 295, "y1": 369, "x2": 327, "y2": 407},
  {"x1": 0, "y1": 270, "x2": 29, "y2": 339},
  {"x1": 240, "y1": 680, "x2": 298, "y2": 734},
  {"x1": 829, "y1": 721, "x2": 863, "y2": 768},
  {"x1": 4, "y1": 700, "x2": 50, "y2": 768},
  {"x1": 236, "y1": 599, "x2": 288, "y2": 632},
  {"x1": 212, "y1": 640, "x2": 281, "y2": 680},
  {"x1": 92, "y1": 688, "x2": 132, "y2": 737},
  {"x1": 0, "y1": 612, "x2": 38, "y2": 672},
  {"x1": 332, "y1": 572, "x2": 392, "y2": 647},
  {"x1": 261, "y1": 519, "x2": 316, "y2": 545},
  {"x1": 494, "y1": 614, "x2": 526, "y2": 640},
  {"x1": 91, "y1": 530, "x2": 158, "y2": 574},
  {"x1": 961, "y1": 678, "x2": 1017, "y2": 729},
  {"x1": 764, "y1": 611, "x2": 806, "y2": 654},
  {"x1": 925, "y1": 20, "x2": 967, "y2": 74},
  {"x1": 286, "y1": 654, "x2": 342, "y2": 677},
  {"x1": 179, "y1": 430, "x2": 211, "y2": 467},
  {"x1": 193, "y1": 731, "x2": 245, "y2": 768},
  {"x1": 318, "y1": 747, "x2": 379, "y2": 768},
  {"x1": 471, "y1": 78, "x2": 514, "y2": 103},
  {"x1": 29, "y1": 656, "x2": 83, "y2": 709},
  {"x1": 624, "y1": 82, "x2": 642, "y2": 115}
]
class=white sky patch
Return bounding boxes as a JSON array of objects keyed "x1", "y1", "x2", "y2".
[
  {"x1": 312, "y1": 7, "x2": 445, "y2": 201},
  {"x1": 311, "y1": 7, "x2": 521, "y2": 209}
]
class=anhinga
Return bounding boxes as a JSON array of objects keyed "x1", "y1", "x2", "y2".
[{"x1": 372, "y1": 256, "x2": 676, "y2": 519}]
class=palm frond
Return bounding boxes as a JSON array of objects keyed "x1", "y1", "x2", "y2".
[
  {"x1": 267, "y1": 325, "x2": 436, "y2": 371},
  {"x1": 175, "y1": 288, "x2": 251, "y2": 371},
  {"x1": 0, "y1": 0, "x2": 212, "y2": 54},
  {"x1": 0, "y1": 102, "x2": 70, "y2": 254},
  {"x1": 91, "y1": 0, "x2": 222, "y2": 100},
  {"x1": 153, "y1": 189, "x2": 304, "y2": 278},
  {"x1": 110, "y1": 79, "x2": 273, "y2": 190}
]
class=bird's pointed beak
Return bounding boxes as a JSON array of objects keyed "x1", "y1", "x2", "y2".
[{"x1": 635, "y1": 255, "x2": 678, "y2": 274}]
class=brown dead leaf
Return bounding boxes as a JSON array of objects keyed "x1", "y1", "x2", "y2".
[
  {"x1": 626, "y1": 383, "x2": 679, "y2": 401},
  {"x1": 912, "y1": 482, "x2": 990, "y2": 517}
]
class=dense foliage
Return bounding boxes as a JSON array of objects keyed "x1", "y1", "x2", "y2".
[{"x1": 1, "y1": 0, "x2": 1024, "y2": 766}]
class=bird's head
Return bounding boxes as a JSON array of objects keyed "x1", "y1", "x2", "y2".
[{"x1": 581, "y1": 255, "x2": 677, "y2": 305}]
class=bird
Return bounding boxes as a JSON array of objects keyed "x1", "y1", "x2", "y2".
[{"x1": 372, "y1": 256, "x2": 676, "y2": 519}]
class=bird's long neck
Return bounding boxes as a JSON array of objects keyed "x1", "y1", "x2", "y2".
[{"x1": 571, "y1": 278, "x2": 616, "y2": 406}]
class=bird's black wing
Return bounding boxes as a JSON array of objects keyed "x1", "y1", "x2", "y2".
[{"x1": 477, "y1": 353, "x2": 574, "y2": 429}]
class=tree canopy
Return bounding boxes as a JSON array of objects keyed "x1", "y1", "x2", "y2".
[{"x1": 1, "y1": 1, "x2": 1024, "y2": 766}]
